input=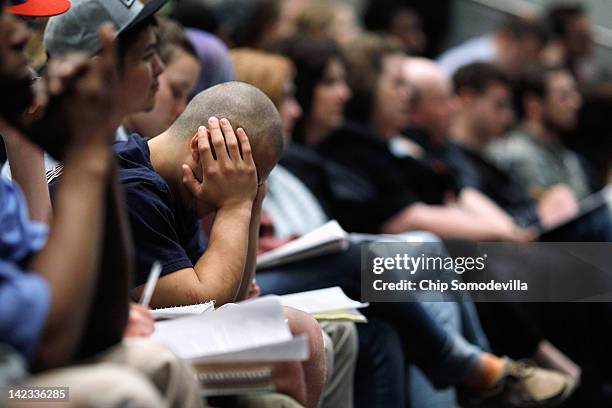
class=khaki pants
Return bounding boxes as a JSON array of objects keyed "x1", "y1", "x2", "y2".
[
  {"x1": 96, "y1": 338, "x2": 204, "y2": 408},
  {"x1": 17, "y1": 325, "x2": 355, "y2": 408},
  {"x1": 234, "y1": 394, "x2": 304, "y2": 408},
  {"x1": 319, "y1": 322, "x2": 358, "y2": 408},
  {"x1": 25, "y1": 363, "x2": 166, "y2": 408},
  {"x1": 25, "y1": 338, "x2": 204, "y2": 408}
]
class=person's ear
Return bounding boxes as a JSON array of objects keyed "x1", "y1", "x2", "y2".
[{"x1": 190, "y1": 131, "x2": 199, "y2": 163}]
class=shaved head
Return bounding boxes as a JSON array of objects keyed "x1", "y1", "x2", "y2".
[{"x1": 168, "y1": 81, "x2": 284, "y2": 177}]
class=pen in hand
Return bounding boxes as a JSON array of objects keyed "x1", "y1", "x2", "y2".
[{"x1": 140, "y1": 261, "x2": 161, "y2": 308}]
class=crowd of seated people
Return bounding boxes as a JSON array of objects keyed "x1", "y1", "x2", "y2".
[{"x1": 1, "y1": 0, "x2": 611, "y2": 407}]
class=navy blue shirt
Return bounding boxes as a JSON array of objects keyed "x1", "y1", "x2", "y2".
[{"x1": 115, "y1": 135, "x2": 207, "y2": 286}]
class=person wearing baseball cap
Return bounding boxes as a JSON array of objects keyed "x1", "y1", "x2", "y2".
[
  {"x1": 2, "y1": 0, "x2": 167, "y2": 183},
  {"x1": 44, "y1": 0, "x2": 167, "y2": 126},
  {"x1": 44, "y1": 0, "x2": 166, "y2": 57}
]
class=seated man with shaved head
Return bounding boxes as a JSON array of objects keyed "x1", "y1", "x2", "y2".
[
  {"x1": 122, "y1": 81, "x2": 281, "y2": 304},
  {"x1": 115, "y1": 81, "x2": 325, "y2": 408}
]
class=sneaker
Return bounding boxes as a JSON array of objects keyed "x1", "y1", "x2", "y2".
[{"x1": 458, "y1": 357, "x2": 576, "y2": 407}]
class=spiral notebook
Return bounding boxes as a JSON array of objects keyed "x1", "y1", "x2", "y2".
[
  {"x1": 153, "y1": 301, "x2": 215, "y2": 320},
  {"x1": 196, "y1": 365, "x2": 275, "y2": 396}
]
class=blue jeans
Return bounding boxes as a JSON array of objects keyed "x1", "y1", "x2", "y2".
[
  {"x1": 354, "y1": 319, "x2": 405, "y2": 408},
  {"x1": 407, "y1": 301, "x2": 490, "y2": 408},
  {"x1": 258, "y1": 237, "x2": 486, "y2": 389}
]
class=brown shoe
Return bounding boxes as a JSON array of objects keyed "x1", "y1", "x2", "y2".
[{"x1": 458, "y1": 358, "x2": 576, "y2": 407}]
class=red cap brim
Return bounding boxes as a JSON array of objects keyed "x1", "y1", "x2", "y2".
[{"x1": 8, "y1": 0, "x2": 71, "y2": 17}]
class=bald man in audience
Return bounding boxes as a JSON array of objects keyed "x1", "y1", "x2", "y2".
[{"x1": 115, "y1": 81, "x2": 327, "y2": 408}]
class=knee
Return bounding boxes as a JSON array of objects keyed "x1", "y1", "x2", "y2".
[
  {"x1": 283, "y1": 306, "x2": 326, "y2": 377},
  {"x1": 283, "y1": 307, "x2": 325, "y2": 356},
  {"x1": 118, "y1": 339, "x2": 188, "y2": 388}
]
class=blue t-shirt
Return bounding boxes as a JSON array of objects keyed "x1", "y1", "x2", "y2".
[
  {"x1": 0, "y1": 176, "x2": 50, "y2": 363},
  {"x1": 115, "y1": 135, "x2": 207, "y2": 286}
]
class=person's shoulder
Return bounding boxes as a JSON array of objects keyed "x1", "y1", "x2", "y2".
[
  {"x1": 487, "y1": 130, "x2": 536, "y2": 162},
  {"x1": 120, "y1": 166, "x2": 171, "y2": 209},
  {"x1": 319, "y1": 121, "x2": 383, "y2": 155},
  {"x1": 333, "y1": 121, "x2": 379, "y2": 143},
  {"x1": 115, "y1": 135, "x2": 157, "y2": 183},
  {"x1": 114, "y1": 135, "x2": 173, "y2": 207},
  {"x1": 114, "y1": 133, "x2": 150, "y2": 166}
]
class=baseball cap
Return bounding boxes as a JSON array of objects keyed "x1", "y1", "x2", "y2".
[
  {"x1": 44, "y1": 0, "x2": 167, "y2": 57},
  {"x1": 7, "y1": 0, "x2": 71, "y2": 17}
]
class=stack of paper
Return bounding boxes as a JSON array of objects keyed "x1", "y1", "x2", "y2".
[
  {"x1": 279, "y1": 287, "x2": 369, "y2": 323},
  {"x1": 256, "y1": 220, "x2": 349, "y2": 269},
  {"x1": 152, "y1": 296, "x2": 309, "y2": 364}
]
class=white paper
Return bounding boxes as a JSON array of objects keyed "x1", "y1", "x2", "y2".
[
  {"x1": 201, "y1": 335, "x2": 309, "y2": 363},
  {"x1": 152, "y1": 296, "x2": 308, "y2": 363},
  {"x1": 279, "y1": 287, "x2": 368, "y2": 315},
  {"x1": 256, "y1": 220, "x2": 349, "y2": 269}
]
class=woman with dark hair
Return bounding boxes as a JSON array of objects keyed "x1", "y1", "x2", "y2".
[
  {"x1": 269, "y1": 35, "x2": 369, "y2": 220},
  {"x1": 274, "y1": 36, "x2": 351, "y2": 146}
]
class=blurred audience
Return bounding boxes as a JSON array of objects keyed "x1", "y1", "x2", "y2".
[
  {"x1": 233, "y1": 41, "x2": 574, "y2": 408},
  {"x1": 363, "y1": 0, "x2": 427, "y2": 54},
  {"x1": 193, "y1": 0, "x2": 283, "y2": 49},
  {"x1": 448, "y1": 62, "x2": 577, "y2": 230},
  {"x1": 488, "y1": 64, "x2": 588, "y2": 199},
  {"x1": 313, "y1": 37, "x2": 531, "y2": 241},
  {"x1": 542, "y1": 3, "x2": 598, "y2": 83},
  {"x1": 295, "y1": 1, "x2": 360, "y2": 46},
  {"x1": 438, "y1": 16, "x2": 547, "y2": 77}
]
